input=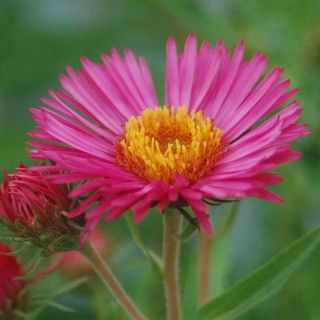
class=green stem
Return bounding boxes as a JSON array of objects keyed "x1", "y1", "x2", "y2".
[
  {"x1": 198, "y1": 228, "x2": 214, "y2": 305},
  {"x1": 80, "y1": 240, "x2": 148, "y2": 320},
  {"x1": 163, "y1": 209, "x2": 182, "y2": 320}
]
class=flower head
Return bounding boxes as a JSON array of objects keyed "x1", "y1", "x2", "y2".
[
  {"x1": 0, "y1": 165, "x2": 83, "y2": 255},
  {"x1": 29, "y1": 34, "x2": 309, "y2": 234},
  {"x1": 0, "y1": 242, "x2": 25, "y2": 316}
]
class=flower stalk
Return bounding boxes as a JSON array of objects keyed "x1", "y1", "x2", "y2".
[
  {"x1": 80, "y1": 240, "x2": 147, "y2": 320},
  {"x1": 163, "y1": 208, "x2": 182, "y2": 320},
  {"x1": 198, "y1": 229, "x2": 214, "y2": 305}
]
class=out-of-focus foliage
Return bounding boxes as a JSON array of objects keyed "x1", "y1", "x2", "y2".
[
  {"x1": 199, "y1": 225, "x2": 320, "y2": 320},
  {"x1": 0, "y1": 0, "x2": 319, "y2": 319}
]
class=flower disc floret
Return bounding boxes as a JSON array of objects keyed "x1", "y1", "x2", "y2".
[{"x1": 115, "y1": 106, "x2": 224, "y2": 184}]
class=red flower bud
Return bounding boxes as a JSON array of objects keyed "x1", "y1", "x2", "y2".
[{"x1": 0, "y1": 165, "x2": 83, "y2": 255}]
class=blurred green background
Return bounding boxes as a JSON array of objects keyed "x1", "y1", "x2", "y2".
[{"x1": 0, "y1": 0, "x2": 320, "y2": 319}]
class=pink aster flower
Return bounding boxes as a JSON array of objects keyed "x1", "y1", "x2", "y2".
[{"x1": 29, "y1": 34, "x2": 309, "y2": 235}]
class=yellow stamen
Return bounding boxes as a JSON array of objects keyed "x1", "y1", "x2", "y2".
[{"x1": 115, "y1": 106, "x2": 224, "y2": 184}]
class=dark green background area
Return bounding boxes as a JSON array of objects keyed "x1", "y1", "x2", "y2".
[{"x1": 0, "y1": 0, "x2": 320, "y2": 319}]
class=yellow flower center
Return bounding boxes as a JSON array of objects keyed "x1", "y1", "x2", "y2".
[{"x1": 115, "y1": 106, "x2": 224, "y2": 184}]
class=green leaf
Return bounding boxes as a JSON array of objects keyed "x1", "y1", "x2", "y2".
[
  {"x1": 41, "y1": 277, "x2": 88, "y2": 298},
  {"x1": 16, "y1": 255, "x2": 43, "y2": 281},
  {"x1": 125, "y1": 215, "x2": 163, "y2": 277},
  {"x1": 179, "y1": 221, "x2": 199, "y2": 241},
  {"x1": 44, "y1": 301, "x2": 75, "y2": 313},
  {"x1": 198, "y1": 225, "x2": 320, "y2": 320},
  {"x1": 217, "y1": 202, "x2": 240, "y2": 237},
  {"x1": 176, "y1": 206, "x2": 199, "y2": 241},
  {"x1": 13, "y1": 309, "x2": 30, "y2": 319},
  {"x1": 29, "y1": 278, "x2": 88, "y2": 319},
  {"x1": 0, "y1": 244, "x2": 28, "y2": 256}
]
